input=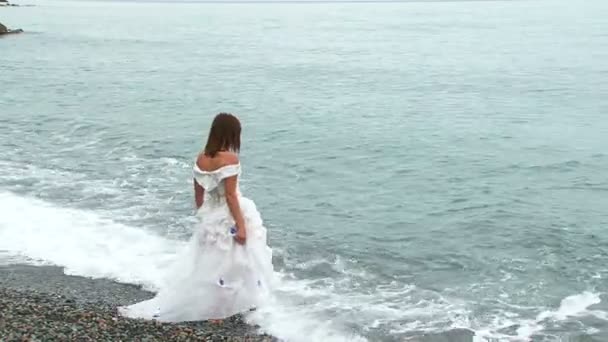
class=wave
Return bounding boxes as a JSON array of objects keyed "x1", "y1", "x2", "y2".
[
  {"x1": 1, "y1": 191, "x2": 606, "y2": 341},
  {"x1": 0, "y1": 191, "x2": 365, "y2": 341},
  {"x1": 468, "y1": 292, "x2": 603, "y2": 341},
  {"x1": 0, "y1": 191, "x2": 181, "y2": 289}
]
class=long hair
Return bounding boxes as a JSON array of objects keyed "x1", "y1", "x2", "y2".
[{"x1": 204, "y1": 113, "x2": 241, "y2": 157}]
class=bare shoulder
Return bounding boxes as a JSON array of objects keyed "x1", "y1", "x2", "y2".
[
  {"x1": 218, "y1": 151, "x2": 240, "y2": 166},
  {"x1": 195, "y1": 152, "x2": 208, "y2": 170},
  {"x1": 195, "y1": 151, "x2": 239, "y2": 171}
]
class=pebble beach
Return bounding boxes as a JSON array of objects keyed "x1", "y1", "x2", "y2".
[{"x1": 0, "y1": 265, "x2": 276, "y2": 341}]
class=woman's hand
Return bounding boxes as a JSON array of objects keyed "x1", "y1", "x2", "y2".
[{"x1": 235, "y1": 225, "x2": 247, "y2": 245}]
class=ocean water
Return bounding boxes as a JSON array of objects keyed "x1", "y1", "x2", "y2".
[{"x1": 2, "y1": 0, "x2": 608, "y2": 340}]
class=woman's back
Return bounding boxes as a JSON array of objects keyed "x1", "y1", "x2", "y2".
[
  {"x1": 196, "y1": 151, "x2": 239, "y2": 174},
  {"x1": 193, "y1": 152, "x2": 242, "y2": 205}
]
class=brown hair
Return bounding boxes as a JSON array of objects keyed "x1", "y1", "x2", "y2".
[{"x1": 204, "y1": 113, "x2": 241, "y2": 157}]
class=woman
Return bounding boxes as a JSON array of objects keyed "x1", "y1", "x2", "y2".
[{"x1": 119, "y1": 113, "x2": 274, "y2": 322}]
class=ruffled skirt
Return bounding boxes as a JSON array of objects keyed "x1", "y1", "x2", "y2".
[{"x1": 118, "y1": 196, "x2": 274, "y2": 322}]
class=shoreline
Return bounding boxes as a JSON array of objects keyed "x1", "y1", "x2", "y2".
[{"x1": 0, "y1": 264, "x2": 276, "y2": 341}]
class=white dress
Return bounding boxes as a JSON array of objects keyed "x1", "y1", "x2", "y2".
[{"x1": 118, "y1": 163, "x2": 274, "y2": 322}]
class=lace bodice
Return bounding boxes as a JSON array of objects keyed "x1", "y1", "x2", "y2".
[{"x1": 193, "y1": 163, "x2": 241, "y2": 204}]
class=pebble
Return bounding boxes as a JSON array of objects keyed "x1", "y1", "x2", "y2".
[{"x1": 0, "y1": 265, "x2": 278, "y2": 342}]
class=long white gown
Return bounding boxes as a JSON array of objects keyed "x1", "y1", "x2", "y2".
[{"x1": 118, "y1": 163, "x2": 274, "y2": 322}]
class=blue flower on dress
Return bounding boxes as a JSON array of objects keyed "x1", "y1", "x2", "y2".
[
  {"x1": 219, "y1": 278, "x2": 225, "y2": 286},
  {"x1": 257, "y1": 280, "x2": 262, "y2": 287},
  {"x1": 230, "y1": 226, "x2": 237, "y2": 235}
]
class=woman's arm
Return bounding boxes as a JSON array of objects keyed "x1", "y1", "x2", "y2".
[
  {"x1": 224, "y1": 174, "x2": 246, "y2": 245},
  {"x1": 194, "y1": 179, "x2": 204, "y2": 209}
]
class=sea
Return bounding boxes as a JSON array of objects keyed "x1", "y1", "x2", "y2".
[{"x1": 1, "y1": 0, "x2": 608, "y2": 341}]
